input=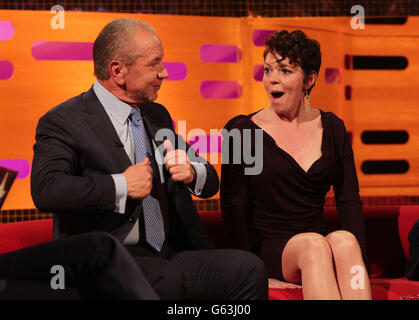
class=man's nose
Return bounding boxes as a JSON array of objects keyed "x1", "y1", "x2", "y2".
[{"x1": 158, "y1": 64, "x2": 169, "y2": 79}]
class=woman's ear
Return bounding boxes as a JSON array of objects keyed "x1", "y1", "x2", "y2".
[
  {"x1": 305, "y1": 71, "x2": 318, "y2": 91},
  {"x1": 108, "y1": 60, "x2": 125, "y2": 86}
]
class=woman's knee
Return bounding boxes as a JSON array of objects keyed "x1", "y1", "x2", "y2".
[
  {"x1": 292, "y1": 233, "x2": 333, "y2": 267},
  {"x1": 326, "y1": 230, "x2": 360, "y2": 254}
]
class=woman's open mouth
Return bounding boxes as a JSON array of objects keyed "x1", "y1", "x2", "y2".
[{"x1": 271, "y1": 91, "x2": 285, "y2": 99}]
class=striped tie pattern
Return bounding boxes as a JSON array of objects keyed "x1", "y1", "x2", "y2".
[{"x1": 129, "y1": 108, "x2": 165, "y2": 251}]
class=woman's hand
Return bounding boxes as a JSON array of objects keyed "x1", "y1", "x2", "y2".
[{"x1": 268, "y1": 278, "x2": 302, "y2": 289}]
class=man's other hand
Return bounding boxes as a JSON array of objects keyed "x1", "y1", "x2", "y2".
[{"x1": 164, "y1": 140, "x2": 195, "y2": 185}]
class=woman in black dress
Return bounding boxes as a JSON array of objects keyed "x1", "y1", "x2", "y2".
[{"x1": 220, "y1": 30, "x2": 371, "y2": 299}]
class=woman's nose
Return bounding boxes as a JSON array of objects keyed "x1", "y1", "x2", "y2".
[{"x1": 270, "y1": 70, "x2": 280, "y2": 84}]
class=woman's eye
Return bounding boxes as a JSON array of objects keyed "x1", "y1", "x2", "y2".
[
  {"x1": 264, "y1": 67, "x2": 271, "y2": 73},
  {"x1": 282, "y1": 69, "x2": 291, "y2": 74}
]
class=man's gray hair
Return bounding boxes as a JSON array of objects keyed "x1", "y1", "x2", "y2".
[{"x1": 93, "y1": 18, "x2": 156, "y2": 80}]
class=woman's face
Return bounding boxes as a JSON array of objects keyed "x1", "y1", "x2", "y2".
[{"x1": 263, "y1": 51, "x2": 307, "y2": 115}]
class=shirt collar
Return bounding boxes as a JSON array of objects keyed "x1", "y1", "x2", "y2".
[{"x1": 93, "y1": 80, "x2": 134, "y2": 125}]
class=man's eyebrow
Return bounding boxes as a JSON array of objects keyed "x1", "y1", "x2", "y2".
[{"x1": 148, "y1": 56, "x2": 162, "y2": 64}]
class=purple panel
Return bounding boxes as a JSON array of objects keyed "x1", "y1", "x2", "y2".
[
  {"x1": 0, "y1": 20, "x2": 14, "y2": 41},
  {"x1": 200, "y1": 81, "x2": 242, "y2": 99},
  {"x1": 189, "y1": 135, "x2": 223, "y2": 154},
  {"x1": 0, "y1": 61, "x2": 13, "y2": 80},
  {"x1": 31, "y1": 41, "x2": 93, "y2": 60},
  {"x1": 253, "y1": 64, "x2": 264, "y2": 81},
  {"x1": 163, "y1": 62, "x2": 187, "y2": 81},
  {"x1": 345, "y1": 85, "x2": 352, "y2": 100},
  {"x1": 252, "y1": 29, "x2": 276, "y2": 46},
  {"x1": 324, "y1": 68, "x2": 342, "y2": 84},
  {"x1": 200, "y1": 44, "x2": 241, "y2": 63},
  {"x1": 0, "y1": 159, "x2": 31, "y2": 179}
]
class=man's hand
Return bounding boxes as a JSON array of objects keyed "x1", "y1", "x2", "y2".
[
  {"x1": 164, "y1": 140, "x2": 195, "y2": 185},
  {"x1": 122, "y1": 157, "x2": 153, "y2": 200}
]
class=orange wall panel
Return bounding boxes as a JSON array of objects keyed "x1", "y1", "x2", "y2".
[{"x1": 0, "y1": 10, "x2": 418, "y2": 209}]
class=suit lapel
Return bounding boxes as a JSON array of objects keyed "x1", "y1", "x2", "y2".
[
  {"x1": 82, "y1": 87, "x2": 132, "y2": 172},
  {"x1": 142, "y1": 113, "x2": 165, "y2": 149}
]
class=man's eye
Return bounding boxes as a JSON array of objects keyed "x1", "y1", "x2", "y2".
[
  {"x1": 154, "y1": 61, "x2": 164, "y2": 69},
  {"x1": 149, "y1": 60, "x2": 161, "y2": 67}
]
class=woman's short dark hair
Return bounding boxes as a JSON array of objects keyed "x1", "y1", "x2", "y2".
[{"x1": 264, "y1": 30, "x2": 321, "y2": 93}]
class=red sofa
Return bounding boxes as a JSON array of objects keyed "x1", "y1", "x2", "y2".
[{"x1": 1, "y1": 205, "x2": 419, "y2": 300}]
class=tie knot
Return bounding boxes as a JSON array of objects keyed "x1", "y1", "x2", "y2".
[{"x1": 129, "y1": 108, "x2": 142, "y2": 123}]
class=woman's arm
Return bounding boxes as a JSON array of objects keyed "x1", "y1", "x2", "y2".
[
  {"x1": 333, "y1": 119, "x2": 368, "y2": 265},
  {"x1": 220, "y1": 118, "x2": 253, "y2": 251}
]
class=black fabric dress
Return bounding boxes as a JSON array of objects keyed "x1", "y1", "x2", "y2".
[{"x1": 220, "y1": 109, "x2": 367, "y2": 281}]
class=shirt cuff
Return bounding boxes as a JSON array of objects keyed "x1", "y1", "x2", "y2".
[
  {"x1": 111, "y1": 174, "x2": 127, "y2": 214},
  {"x1": 188, "y1": 162, "x2": 206, "y2": 196}
]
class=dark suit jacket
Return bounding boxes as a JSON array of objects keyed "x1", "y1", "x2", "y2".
[{"x1": 31, "y1": 87, "x2": 218, "y2": 251}]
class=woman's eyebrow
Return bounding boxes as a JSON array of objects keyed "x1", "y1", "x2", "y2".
[{"x1": 277, "y1": 61, "x2": 295, "y2": 68}]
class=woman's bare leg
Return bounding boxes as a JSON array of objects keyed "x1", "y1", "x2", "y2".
[
  {"x1": 281, "y1": 232, "x2": 341, "y2": 300},
  {"x1": 325, "y1": 230, "x2": 371, "y2": 300}
]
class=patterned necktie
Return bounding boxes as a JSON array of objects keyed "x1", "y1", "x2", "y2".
[{"x1": 129, "y1": 108, "x2": 165, "y2": 251}]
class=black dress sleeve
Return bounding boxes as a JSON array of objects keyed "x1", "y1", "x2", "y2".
[
  {"x1": 220, "y1": 116, "x2": 253, "y2": 251},
  {"x1": 331, "y1": 116, "x2": 368, "y2": 267}
]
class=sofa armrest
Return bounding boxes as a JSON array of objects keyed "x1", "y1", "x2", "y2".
[{"x1": 398, "y1": 206, "x2": 419, "y2": 259}]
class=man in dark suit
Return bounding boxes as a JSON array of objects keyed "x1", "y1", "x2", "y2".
[{"x1": 31, "y1": 18, "x2": 267, "y2": 299}]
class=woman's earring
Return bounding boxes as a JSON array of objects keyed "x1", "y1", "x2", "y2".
[{"x1": 304, "y1": 90, "x2": 311, "y2": 108}]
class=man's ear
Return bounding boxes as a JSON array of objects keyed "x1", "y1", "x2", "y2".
[{"x1": 108, "y1": 60, "x2": 125, "y2": 86}]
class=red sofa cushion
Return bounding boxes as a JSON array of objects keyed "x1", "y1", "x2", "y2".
[
  {"x1": 0, "y1": 219, "x2": 52, "y2": 254},
  {"x1": 268, "y1": 278, "x2": 419, "y2": 300},
  {"x1": 269, "y1": 288, "x2": 304, "y2": 300},
  {"x1": 372, "y1": 277, "x2": 419, "y2": 300}
]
